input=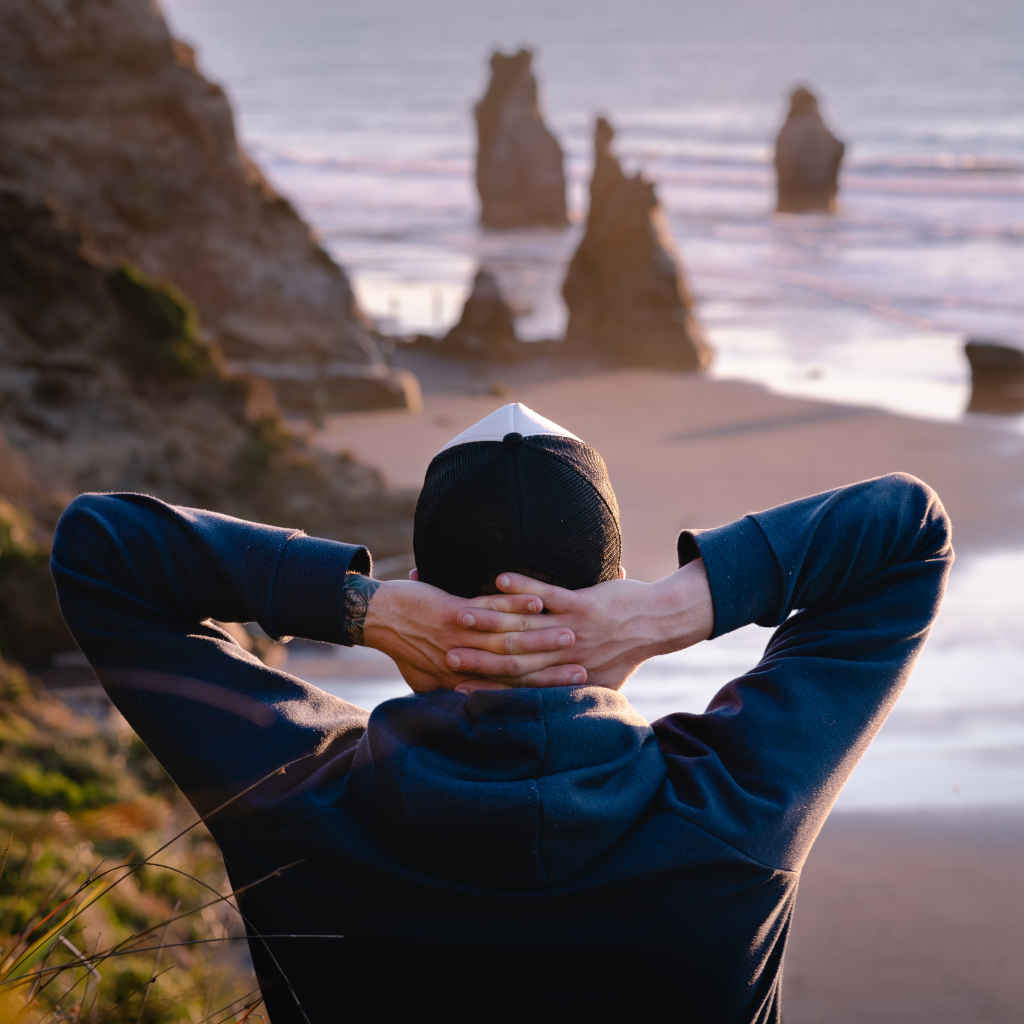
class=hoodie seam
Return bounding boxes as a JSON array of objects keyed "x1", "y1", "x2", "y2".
[
  {"x1": 264, "y1": 529, "x2": 305, "y2": 637},
  {"x1": 668, "y1": 809, "x2": 801, "y2": 877}
]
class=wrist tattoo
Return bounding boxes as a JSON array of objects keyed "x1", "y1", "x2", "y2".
[{"x1": 340, "y1": 572, "x2": 381, "y2": 647}]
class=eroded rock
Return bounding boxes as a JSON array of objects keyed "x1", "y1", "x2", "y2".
[
  {"x1": 562, "y1": 117, "x2": 711, "y2": 371},
  {"x1": 0, "y1": 188, "x2": 414, "y2": 660},
  {"x1": 441, "y1": 269, "x2": 520, "y2": 357},
  {"x1": 0, "y1": 0, "x2": 414, "y2": 410},
  {"x1": 965, "y1": 337, "x2": 1024, "y2": 414},
  {"x1": 474, "y1": 49, "x2": 569, "y2": 229},
  {"x1": 237, "y1": 361, "x2": 423, "y2": 418},
  {"x1": 774, "y1": 85, "x2": 846, "y2": 213}
]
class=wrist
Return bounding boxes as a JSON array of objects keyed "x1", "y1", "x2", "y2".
[
  {"x1": 340, "y1": 571, "x2": 382, "y2": 647},
  {"x1": 646, "y1": 559, "x2": 713, "y2": 656}
]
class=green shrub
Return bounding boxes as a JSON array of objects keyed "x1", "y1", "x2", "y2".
[
  {"x1": 0, "y1": 761, "x2": 117, "y2": 811},
  {"x1": 107, "y1": 963, "x2": 179, "y2": 1024},
  {"x1": 0, "y1": 670, "x2": 258, "y2": 1022},
  {"x1": 107, "y1": 265, "x2": 214, "y2": 382}
]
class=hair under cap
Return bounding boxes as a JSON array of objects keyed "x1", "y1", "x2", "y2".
[{"x1": 414, "y1": 403, "x2": 621, "y2": 598}]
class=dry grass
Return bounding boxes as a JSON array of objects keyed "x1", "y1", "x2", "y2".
[{"x1": 0, "y1": 660, "x2": 272, "y2": 1023}]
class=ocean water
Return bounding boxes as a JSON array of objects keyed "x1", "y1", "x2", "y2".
[
  {"x1": 163, "y1": 0, "x2": 1024, "y2": 423},
  {"x1": 160, "y1": 0, "x2": 1024, "y2": 808}
]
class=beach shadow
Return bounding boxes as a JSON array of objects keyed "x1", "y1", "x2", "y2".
[{"x1": 667, "y1": 405, "x2": 865, "y2": 442}]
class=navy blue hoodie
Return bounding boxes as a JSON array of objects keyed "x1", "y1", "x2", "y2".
[{"x1": 50, "y1": 473, "x2": 952, "y2": 1022}]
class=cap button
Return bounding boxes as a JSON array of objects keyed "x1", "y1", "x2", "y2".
[{"x1": 502, "y1": 432, "x2": 524, "y2": 447}]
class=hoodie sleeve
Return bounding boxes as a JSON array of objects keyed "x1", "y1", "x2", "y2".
[
  {"x1": 50, "y1": 492, "x2": 372, "y2": 818},
  {"x1": 652, "y1": 473, "x2": 954, "y2": 872}
]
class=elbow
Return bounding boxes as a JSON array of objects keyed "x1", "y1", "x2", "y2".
[
  {"x1": 51, "y1": 492, "x2": 128, "y2": 582},
  {"x1": 876, "y1": 472, "x2": 954, "y2": 565}
]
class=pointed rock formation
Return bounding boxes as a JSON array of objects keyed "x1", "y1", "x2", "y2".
[
  {"x1": 561, "y1": 117, "x2": 711, "y2": 371},
  {"x1": 474, "y1": 49, "x2": 569, "y2": 229},
  {"x1": 442, "y1": 268, "x2": 520, "y2": 357},
  {"x1": 0, "y1": 0, "x2": 414, "y2": 410},
  {"x1": 774, "y1": 85, "x2": 846, "y2": 213}
]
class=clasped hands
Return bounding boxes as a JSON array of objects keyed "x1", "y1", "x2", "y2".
[{"x1": 361, "y1": 560, "x2": 713, "y2": 694}]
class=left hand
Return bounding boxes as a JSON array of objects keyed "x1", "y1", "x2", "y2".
[{"x1": 360, "y1": 577, "x2": 586, "y2": 693}]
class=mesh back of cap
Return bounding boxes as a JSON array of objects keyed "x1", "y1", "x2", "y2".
[{"x1": 414, "y1": 436, "x2": 621, "y2": 598}]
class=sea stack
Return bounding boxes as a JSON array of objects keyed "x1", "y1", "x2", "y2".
[
  {"x1": 964, "y1": 338, "x2": 1024, "y2": 414},
  {"x1": 0, "y1": 0, "x2": 414, "y2": 411},
  {"x1": 442, "y1": 268, "x2": 520, "y2": 357},
  {"x1": 774, "y1": 85, "x2": 846, "y2": 213},
  {"x1": 474, "y1": 49, "x2": 569, "y2": 229},
  {"x1": 562, "y1": 116, "x2": 711, "y2": 371}
]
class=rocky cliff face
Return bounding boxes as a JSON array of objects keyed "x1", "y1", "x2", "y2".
[
  {"x1": 0, "y1": 189, "x2": 413, "y2": 664},
  {"x1": 774, "y1": 85, "x2": 846, "y2": 213},
  {"x1": 0, "y1": 0, "x2": 407, "y2": 402},
  {"x1": 474, "y1": 49, "x2": 569, "y2": 230},
  {"x1": 562, "y1": 117, "x2": 711, "y2": 371}
]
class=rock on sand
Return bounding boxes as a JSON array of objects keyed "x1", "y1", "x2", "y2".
[{"x1": 562, "y1": 116, "x2": 711, "y2": 371}]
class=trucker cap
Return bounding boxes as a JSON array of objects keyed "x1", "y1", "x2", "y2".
[{"x1": 413, "y1": 403, "x2": 621, "y2": 598}]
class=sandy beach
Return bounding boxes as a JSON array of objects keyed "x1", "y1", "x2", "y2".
[
  {"x1": 308, "y1": 356, "x2": 1024, "y2": 1022},
  {"x1": 788, "y1": 808, "x2": 1024, "y2": 1023},
  {"x1": 316, "y1": 353, "x2": 1024, "y2": 574}
]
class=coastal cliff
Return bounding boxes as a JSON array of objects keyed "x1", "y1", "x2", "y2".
[
  {"x1": 0, "y1": 190, "x2": 414, "y2": 664},
  {"x1": 0, "y1": 0, "x2": 409, "y2": 400}
]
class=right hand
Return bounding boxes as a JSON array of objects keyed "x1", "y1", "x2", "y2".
[{"x1": 446, "y1": 560, "x2": 714, "y2": 691}]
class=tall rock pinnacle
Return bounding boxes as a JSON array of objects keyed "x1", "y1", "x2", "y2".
[
  {"x1": 774, "y1": 85, "x2": 846, "y2": 213},
  {"x1": 562, "y1": 116, "x2": 711, "y2": 371},
  {"x1": 474, "y1": 49, "x2": 569, "y2": 229}
]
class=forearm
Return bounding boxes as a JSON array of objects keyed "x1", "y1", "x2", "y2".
[
  {"x1": 51, "y1": 493, "x2": 371, "y2": 657},
  {"x1": 683, "y1": 473, "x2": 953, "y2": 639},
  {"x1": 49, "y1": 493, "x2": 376, "y2": 814}
]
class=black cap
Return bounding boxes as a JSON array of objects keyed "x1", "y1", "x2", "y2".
[{"x1": 414, "y1": 404, "x2": 621, "y2": 598}]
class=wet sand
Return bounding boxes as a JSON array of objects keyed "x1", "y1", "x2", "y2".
[
  {"x1": 787, "y1": 809, "x2": 1024, "y2": 1024},
  {"x1": 309, "y1": 356, "x2": 1024, "y2": 1022}
]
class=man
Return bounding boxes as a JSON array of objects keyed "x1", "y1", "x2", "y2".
[{"x1": 51, "y1": 402, "x2": 953, "y2": 1023}]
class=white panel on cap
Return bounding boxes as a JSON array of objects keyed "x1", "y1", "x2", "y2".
[{"x1": 437, "y1": 402, "x2": 581, "y2": 453}]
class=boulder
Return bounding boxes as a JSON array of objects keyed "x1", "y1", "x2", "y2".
[
  {"x1": 774, "y1": 85, "x2": 846, "y2": 213},
  {"x1": 561, "y1": 117, "x2": 711, "y2": 371},
  {"x1": 233, "y1": 361, "x2": 423, "y2": 417},
  {"x1": 441, "y1": 269, "x2": 520, "y2": 357},
  {"x1": 474, "y1": 49, "x2": 569, "y2": 229},
  {"x1": 965, "y1": 338, "x2": 1024, "y2": 414},
  {"x1": 0, "y1": 0, "x2": 415, "y2": 410}
]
